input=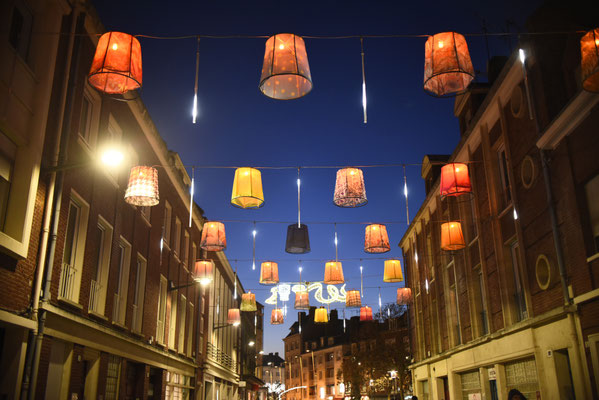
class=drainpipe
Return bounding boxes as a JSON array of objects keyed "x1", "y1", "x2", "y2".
[{"x1": 23, "y1": 11, "x2": 86, "y2": 400}]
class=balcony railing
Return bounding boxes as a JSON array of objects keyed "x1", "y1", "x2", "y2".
[
  {"x1": 59, "y1": 263, "x2": 77, "y2": 301},
  {"x1": 207, "y1": 342, "x2": 236, "y2": 371},
  {"x1": 89, "y1": 279, "x2": 102, "y2": 313}
]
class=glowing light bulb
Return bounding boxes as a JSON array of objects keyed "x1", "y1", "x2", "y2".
[
  {"x1": 245, "y1": 171, "x2": 249, "y2": 176},
  {"x1": 279, "y1": 44, "x2": 285, "y2": 50},
  {"x1": 210, "y1": 224, "x2": 214, "y2": 228},
  {"x1": 350, "y1": 170, "x2": 355, "y2": 175},
  {"x1": 299, "y1": 266, "x2": 303, "y2": 272},
  {"x1": 438, "y1": 41, "x2": 444, "y2": 48},
  {"x1": 513, "y1": 208, "x2": 518, "y2": 220},
  {"x1": 252, "y1": 262, "x2": 256, "y2": 271},
  {"x1": 415, "y1": 252, "x2": 419, "y2": 263},
  {"x1": 252, "y1": 230, "x2": 257, "y2": 237},
  {"x1": 519, "y1": 48, "x2": 526, "y2": 64},
  {"x1": 112, "y1": 43, "x2": 118, "y2": 51}
]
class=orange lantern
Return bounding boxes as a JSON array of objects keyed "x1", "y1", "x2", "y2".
[
  {"x1": 124, "y1": 166, "x2": 159, "y2": 206},
  {"x1": 193, "y1": 260, "x2": 214, "y2": 285},
  {"x1": 383, "y1": 260, "x2": 403, "y2": 283},
  {"x1": 441, "y1": 222, "x2": 466, "y2": 251},
  {"x1": 396, "y1": 288, "x2": 412, "y2": 306},
  {"x1": 241, "y1": 292, "x2": 257, "y2": 312},
  {"x1": 364, "y1": 224, "x2": 390, "y2": 253},
  {"x1": 260, "y1": 262, "x2": 279, "y2": 285},
  {"x1": 314, "y1": 307, "x2": 328, "y2": 323},
  {"x1": 231, "y1": 167, "x2": 264, "y2": 209},
  {"x1": 333, "y1": 168, "x2": 367, "y2": 207},
  {"x1": 324, "y1": 261, "x2": 344, "y2": 284},
  {"x1": 271, "y1": 308, "x2": 284, "y2": 325},
  {"x1": 200, "y1": 222, "x2": 226, "y2": 252},
  {"x1": 259, "y1": 33, "x2": 312, "y2": 100},
  {"x1": 360, "y1": 306, "x2": 373, "y2": 321},
  {"x1": 440, "y1": 163, "x2": 471, "y2": 197},
  {"x1": 345, "y1": 290, "x2": 361, "y2": 308},
  {"x1": 581, "y1": 28, "x2": 599, "y2": 92},
  {"x1": 295, "y1": 291, "x2": 310, "y2": 310},
  {"x1": 228, "y1": 308, "x2": 241, "y2": 326},
  {"x1": 88, "y1": 32, "x2": 142, "y2": 94},
  {"x1": 424, "y1": 32, "x2": 474, "y2": 97}
]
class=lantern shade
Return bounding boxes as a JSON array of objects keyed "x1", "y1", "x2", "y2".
[
  {"x1": 424, "y1": 32, "x2": 474, "y2": 97},
  {"x1": 581, "y1": 28, "x2": 599, "y2": 92},
  {"x1": 314, "y1": 307, "x2": 328, "y2": 323},
  {"x1": 383, "y1": 260, "x2": 404, "y2": 283},
  {"x1": 294, "y1": 291, "x2": 310, "y2": 310},
  {"x1": 364, "y1": 224, "x2": 390, "y2": 253},
  {"x1": 228, "y1": 308, "x2": 241, "y2": 326},
  {"x1": 441, "y1": 222, "x2": 466, "y2": 251},
  {"x1": 260, "y1": 34, "x2": 312, "y2": 100},
  {"x1": 324, "y1": 261, "x2": 344, "y2": 284},
  {"x1": 88, "y1": 32, "x2": 142, "y2": 94},
  {"x1": 124, "y1": 166, "x2": 159, "y2": 206},
  {"x1": 360, "y1": 306, "x2": 373, "y2": 321},
  {"x1": 396, "y1": 288, "x2": 412, "y2": 305},
  {"x1": 271, "y1": 308, "x2": 284, "y2": 325},
  {"x1": 345, "y1": 290, "x2": 361, "y2": 308},
  {"x1": 260, "y1": 262, "x2": 279, "y2": 285},
  {"x1": 440, "y1": 163, "x2": 472, "y2": 197},
  {"x1": 193, "y1": 260, "x2": 214, "y2": 285},
  {"x1": 200, "y1": 222, "x2": 226, "y2": 252},
  {"x1": 333, "y1": 168, "x2": 367, "y2": 207},
  {"x1": 285, "y1": 224, "x2": 311, "y2": 254},
  {"x1": 240, "y1": 292, "x2": 257, "y2": 312},
  {"x1": 231, "y1": 168, "x2": 264, "y2": 209}
]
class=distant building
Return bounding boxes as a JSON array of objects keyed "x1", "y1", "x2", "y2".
[{"x1": 261, "y1": 352, "x2": 285, "y2": 394}]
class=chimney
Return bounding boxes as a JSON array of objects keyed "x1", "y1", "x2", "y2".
[
  {"x1": 275, "y1": 352, "x2": 279, "y2": 357},
  {"x1": 330, "y1": 309, "x2": 339, "y2": 321}
]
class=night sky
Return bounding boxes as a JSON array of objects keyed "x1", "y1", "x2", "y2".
[{"x1": 93, "y1": 0, "x2": 541, "y2": 355}]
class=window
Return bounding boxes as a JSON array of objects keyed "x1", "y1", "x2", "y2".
[
  {"x1": 497, "y1": 146, "x2": 512, "y2": 208},
  {"x1": 446, "y1": 261, "x2": 461, "y2": 346},
  {"x1": 0, "y1": 133, "x2": 16, "y2": 231},
  {"x1": 509, "y1": 241, "x2": 527, "y2": 322},
  {"x1": 182, "y1": 231, "x2": 190, "y2": 267},
  {"x1": 187, "y1": 303, "x2": 194, "y2": 357},
  {"x1": 168, "y1": 290, "x2": 178, "y2": 349},
  {"x1": 460, "y1": 370, "x2": 481, "y2": 400},
  {"x1": 104, "y1": 355, "x2": 121, "y2": 400},
  {"x1": 585, "y1": 174, "x2": 599, "y2": 253},
  {"x1": 78, "y1": 91, "x2": 93, "y2": 144},
  {"x1": 132, "y1": 255, "x2": 147, "y2": 333},
  {"x1": 89, "y1": 216, "x2": 113, "y2": 315},
  {"x1": 140, "y1": 206, "x2": 151, "y2": 223},
  {"x1": 8, "y1": 1, "x2": 33, "y2": 60},
  {"x1": 163, "y1": 201, "x2": 172, "y2": 247},
  {"x1": 174, "y1": 217, "x2": 182, "y2": 257},
  {"x1": 505, "y1": 358, "x2": 539, "y2": 398},
  {"x1": 157, "y1": 275, "x2": 168, "y2": 344},
  {"x1": 104, "y1": 114, "x2": 122, "y2": 182},
  {"x1": 113, "y1": 238, "x2": 131, "y2": 325},
  {"x1": 474, "y1": 268, "x2": 489, "y2": 335},
  {"x1": 178, "y1": 294, "x2": 187, "y2": 353}
]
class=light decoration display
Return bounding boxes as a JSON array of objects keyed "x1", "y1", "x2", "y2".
[{"x1": 265, "y1": 283, "x2": 347, "y2": 305}]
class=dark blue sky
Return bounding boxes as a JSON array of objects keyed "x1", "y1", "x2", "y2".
[{"x1": 93, "y1": 0, "x2": 541, "y2": 355}]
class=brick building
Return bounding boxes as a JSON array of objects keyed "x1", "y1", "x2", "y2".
[
  {"x1": 261, "y1": 352, "x2": 285, "y2": 395},
  {"x1": 401, "y1": 4, "x2": 599, "y2": 399}
]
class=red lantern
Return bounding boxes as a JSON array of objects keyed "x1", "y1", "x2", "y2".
[
  {"x1": 364, "y1": 224, "x2": 390, "y2": 253},
  {"x1": 88, "y1": 32, "x2": 142, "y2": 94},
  {"x1": 124, "y1": 166, "x2": 159, "y2": 206},
  {"x1": 360, "y1": 306, "x2": 373, "y2": 321},
  {"x1": 424, "y1": 32, "x2": 474, "y2": 97},
  {"x1": 581, "y1": 28, "x2": 599, "y2": 92},
  {"x1": 333, "y1": 168, "x2": 367, "y2": 207},
  {"x1": 396, "y1": 288, "x2": 412, "y2": 305},
  {"x1": 193, "y1": 260, "x2": 214, "y2": 285},
  {"x1": 441, "y1": 222, "x2": 466, "y2": 251},
  {"x1": 228, "y1": 309, "x2": 241, "y2": 326},
  {"x1": 271, "y1": 308, "x2": 284, "y2": 325},
  {"x1": 200, "y1": 222, "x2": 226, "y2": 252},
  {"x1": 440, "y1": 163, "x2": 471, "y2": 197},
  {"x1": 295, "y1": 292, "x2": 310, "y2": 310}
]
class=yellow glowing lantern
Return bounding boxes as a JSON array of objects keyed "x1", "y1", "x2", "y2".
[
  {"x1": 200, "y1": 222, "x2": 226, "y2": 252},
  {"x1": 396, "y1": 288, "x2": 412, "y2": 305},
  {"x1": 295, "y1": 291, "x2": 310, "y2": 310},
  {"x1": 383, "y1": 260, "x2": 403, "y2": 283},
  {"x1": 441, "y1": 222, "x2": 466, "y2": 251},
  {"x1": 260, "y1": 33, "x2": 313, "y2": 100},
  {"x1": 345, "y1": 289, "x2": 361, "y2": 308},
  {"x1": 124, "y1": 166, "x2": 159, "y2": 206},
  {"x1": 260, "y1": 261, "x2": 279, "y2": 285},
  {"x1": 324, "y1": 261, "x2": 344, "y2": 284},
  {"x1": 424, "y1": 32, "x2": 474, "y2": 97},
  {"x1": 364, "y1": 224, "x2": 390, "y2": 253},
  {"x1": 314, "y1": 307, "x2": 328, "y2": 323},
  {"x1": 231, "y1": 167, "x2": 264, "y2": 209},
  {"x1": 228, "y1": 308, "x2": 241, "y2": 326},
  {"x1": 240, "y1": 292, "x2": 257, "y2": 312},
  {"x1": 193, "y1": 259, "x2": 214, "y2": 285},
  {"x1": 271, "y1": 308, "x2": 284, "y2": 325},
  {"x1": 581, "y1": 28, "x2": 599, "y2": 92},
  {"x1": 333, "y1": 168, "x2": 367, "y2": 207}
]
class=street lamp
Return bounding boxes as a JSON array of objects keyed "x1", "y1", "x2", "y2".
[{"x1": 45, "y1": 142, "x2": 127, "y2": 173}]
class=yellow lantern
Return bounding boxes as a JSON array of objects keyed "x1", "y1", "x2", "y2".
[
  {"x1": 441, "y1": 222, "x2": 466, "y2": 251},
  {"x1": 240, "y1": 292, "x2": 257, "y2": 312},
  {"x1": 364, "y1": 224, "x2": 390, "y2": 253},
  {"x1": 333, "y1": 168, "x2": 367, "y2": 207},
  {"x1": 295, "y1": 291, "x2": 310, "y2": 310},
  {"x1": 124, "y1": 166, "x2": 159, "y2": 206},
  {"x1": 193, "y1": 260, "x2": 214, "y2": 285},
  {"x1": 260, "y1": 262, "x2": 279, "y2": 285},
  {"x1": 345, "y1": 290, "x2": 361, "y2": 308},
  {"x1": 314, "y1": 307, "x2": 328, "y2": 323},
  {"x1": 271, "y1": 308, "x2": 284, "y2": 325},
  {"x1": 200, "y1": 222, "x2": 226, "y2": 252},
  {"x1": 231, "y1": 167, "x2": 264, "y2": 209},
  {"x1": 324, "y1": 261, "x2": 344, "y2": 284},
  {"x1": 228, "y1": 308, "x2": 241, "y2": 326},
  {"x1": 383, "y1": 260, "x2": 403, "y2": 283}
]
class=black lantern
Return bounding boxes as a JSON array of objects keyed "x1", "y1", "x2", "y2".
[{"x1": 285, "y1": 224, "x2": 311, "y2": 254}]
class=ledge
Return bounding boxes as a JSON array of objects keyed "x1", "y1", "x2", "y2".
[
  {"x1": 88, "y1": 310, "x2": 108, "y2": 321},
  {"x1": 57, "y1": 297, "x2": 83, "y2": 310}
]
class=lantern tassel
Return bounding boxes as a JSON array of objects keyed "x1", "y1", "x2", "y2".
[
  {"x1": 403, "y1": 165, "x2": 410, "y2": 225},
  {"x1": 360, "y1": 37, "x2": 367, "y2": 124},
  {"x1": 189, "y1": 167, "x2": 195, "y2": 228},
  {"x1": 192, "y1": 37, "x2": 200, "y2": 123}
]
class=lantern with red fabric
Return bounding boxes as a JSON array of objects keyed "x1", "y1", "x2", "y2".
[
  {"x1": 396, "y1": 288, "x2": 413, "y2": 305},
  {"x1": 364, "y1": 224, "x2": 390, "y2": 253},
  {"x1": 200, "y1": 222, "x2": 226, "y2": 252},
  {"x1": 440, "y1": 163, "x2": 471, "y2": 197},
  {"x1": 360, "y1": 306, "x2": 373, "y2": 321},
  {"x1": 271, "y1": 308, "x2": 284, "y2": 325},
  {"x1": 424, "y1": 32, "x2": 474, "y2": 97}
]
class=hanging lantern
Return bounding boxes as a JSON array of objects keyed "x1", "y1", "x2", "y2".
[
  {"x1": 360, "y1": 306, "x2": 373, "y2": 321},
  {"x1": 333, "y1": 168, "x2": 367, "y2": 207},
  {"x1": 260, "y1": 262, "x2": 279, "y2": 285},
  {"x1": 582, "y1": 28, "x2": 599, "y2": 92},
  {"x1": 259, "y1": 33, "x2": 312, "y2": 100},
  {"x1": 294, "y1": 291, "x2": 310, "y2": 310},
  {"x1": 364, "y1": 224, "x2": 390, "y2": 253},
  {"x1": 440, "y1": 163, "x2": 471, "y2": 197},
  {"x1": 324, "y1": 261, "x2": 344, "y2": 284},
  {"x1": 271, "y1": 308, "x2": 284, "y2": 325},
  {"x1": 228, "y1": 308, "x2": 241, "y2": 326},
  {"x1": 241, "y1": 292, "x2": 257, "y2": 312},
  {"x1": 383, "y1": 260, "x2": 404, "y2": 283},
  {"x1": 396, "y1": 288, "x2": 412, "y2": 306},
  {"x1": 124, "y1": 166, "x2": 159, "y2": 206},
  {"x1": 314, "y1": 307, "x2": 328, "y2": 323},
  {"x1": 345, "y1": 290, "x2": 361, "y2": 308},
  {"x1": 231, "y1": 167, "x2": 264, "y2": 209},
  {"x1": 423, "y1": 32, "x2": 474, "y2": 97},
  {"x1": 441, "y1": 221, "x2": 466, "y2": 251},
  {"x1": 200, "y1": 222, "x2": 226, "y2": 252},
  {"x1": 285, "y1": 224, "x2": 311, "y2": 254},
  {"x1": 193, "y1": 259, "x2": 214, "y2": 285},
  {"x1": 88, "y1": 32, "x2": 142, "y2": 94}
]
